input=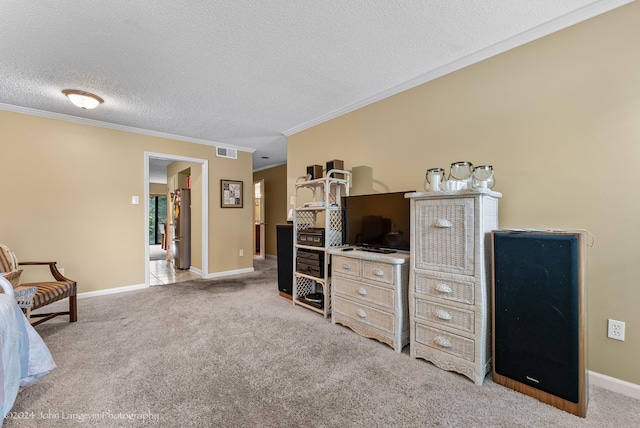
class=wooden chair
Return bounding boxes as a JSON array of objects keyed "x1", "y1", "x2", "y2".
[{"x1": 0, "y1": 244, "x2": 77, "y2": 326}]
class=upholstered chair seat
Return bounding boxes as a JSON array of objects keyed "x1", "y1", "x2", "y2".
[{"x1": 0, "y1": 244, "x2": 77, "y2": 326}]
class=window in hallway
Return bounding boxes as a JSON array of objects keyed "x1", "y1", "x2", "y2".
[{"x1": 149, "y1": 196, "x2": 167, "y2": 245}]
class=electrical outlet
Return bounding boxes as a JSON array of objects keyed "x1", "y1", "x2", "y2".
[
  {"x1": 607, "y1": 319, "x2": 625, "y2": 341},
  {"x1": 239, "y1": 249, "x2": 244, "y2": 256}
]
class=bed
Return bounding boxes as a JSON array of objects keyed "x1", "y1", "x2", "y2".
[{"x1": 0, "y1": 276, "x2": 56, "y2": 419}]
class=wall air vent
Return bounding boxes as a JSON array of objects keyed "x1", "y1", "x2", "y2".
[{"x1": 216, "y1": 147, "x2": 238, "y2": 159}]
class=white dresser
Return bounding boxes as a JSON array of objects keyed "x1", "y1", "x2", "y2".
[
  {"x1": 329, "y1": 249, "x2": 410, "y2": 352},
  {"x1": 406, "y1": 190, "x2": 501, "y2": 384}
]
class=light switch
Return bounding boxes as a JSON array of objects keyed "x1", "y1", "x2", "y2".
[{"x1": 132, "y1": 196, "x2": 139, "y2": 205}]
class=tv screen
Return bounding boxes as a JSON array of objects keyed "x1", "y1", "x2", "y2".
[{"x1": 341, "y1": 191, "x2": 413, "y2": 251}]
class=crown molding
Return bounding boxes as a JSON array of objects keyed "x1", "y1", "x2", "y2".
[
  {"x1": 0, "y1": 102, "x2": 256, "y2": 154},
  {"x1": 283, "y1": 0, "x2": 632, "y2": 137}
]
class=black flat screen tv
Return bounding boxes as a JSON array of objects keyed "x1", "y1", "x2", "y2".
[{"x1": 341, "y1": 191, "x2": 413, "y2": 251}]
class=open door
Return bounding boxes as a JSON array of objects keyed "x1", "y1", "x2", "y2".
[
  {"x1": 145, "y1": 152, "x2": 209, "y2": 286},
  {"x1": 254, "y1": 179, "x2": 265, "y2": 259}
]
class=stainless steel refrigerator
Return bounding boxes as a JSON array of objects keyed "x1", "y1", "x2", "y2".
[{"x1": 172, "y1": 188, "x2": 191, "y2": 269}]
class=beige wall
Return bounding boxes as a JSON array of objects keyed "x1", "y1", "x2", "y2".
[
  {"x1": 288, "y1": 3, "x2": 640, "y2": 385},
  {"x1": 0, "y1": 110, "x2": 253, "y2": 292},
  {"x1": 149, "y1": 183, "x2": 166, "y2": 196},
  {"x1": 253, "y1": 164, "x2": 288, "y2": 256}
]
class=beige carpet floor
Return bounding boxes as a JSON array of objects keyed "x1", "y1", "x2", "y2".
[{"x1": 6, "y1": 258, "x2": 639, "y2": 427}]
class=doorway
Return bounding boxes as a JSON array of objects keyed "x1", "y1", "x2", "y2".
[
  {"x1": 254, "y1": 179, "x2": 265, "y2": 259},
  {"x1": 144, "y1": 152, "x2": 209, "y2": 286}
]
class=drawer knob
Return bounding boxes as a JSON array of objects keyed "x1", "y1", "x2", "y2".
[
  {"x1": 357, "y1": 309, "x2": 367, "y2": 318},
  {"x1": 435, "y1": 218, "x2": 453, "y2": 228},
  {"x1": 357, "y1": 288, "x2": 367, "y2": 296},
  {"x1": 342, "y1": 264, "x2": 352, "y2": 270},
  {"x1": 373, "y1": 269, "x2": 384, "y2": 277},
  {"x1": 435, "y1": 283, "x2": 452, "y2": 294},
  {"x1": 434, "y1": 336, "x2": 452, "y2": 348},
  {"x1": 435, "y1": 309, "x2": 452, "y2": 321}
]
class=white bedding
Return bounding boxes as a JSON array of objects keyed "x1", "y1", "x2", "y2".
[{"x1": 0, "y1": 277, "x2": 56, "y2": 419}]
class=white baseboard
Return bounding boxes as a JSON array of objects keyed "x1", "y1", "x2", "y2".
[
  {"x1": 78, "y1": 283, "x2": 148, "y2": 299},
  {"x1": 204, "y1": 267, "x2": 254, "y2": 278},
  {"x1": 76, "y1": 265, "x2": 253, "y2": 298},
  {"x1": 589, "y1": 371, "x2": 640, "y2": 400}
]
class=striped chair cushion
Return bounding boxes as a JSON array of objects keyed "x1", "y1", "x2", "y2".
[
  {"x1": 23, "y1": 280, "x2": 77, "y2": 310},
  {"x1": 2, "y1": 269, "x2": 23, "y2": 288}
]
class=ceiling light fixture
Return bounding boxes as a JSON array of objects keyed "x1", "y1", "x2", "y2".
[{"x1": 62, "y1": 89, "x2": 104, "y2": 109}]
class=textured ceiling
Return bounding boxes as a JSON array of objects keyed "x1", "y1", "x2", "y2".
[{"x1": 0, "y1": 1, "x2": 628, "y2": 171}]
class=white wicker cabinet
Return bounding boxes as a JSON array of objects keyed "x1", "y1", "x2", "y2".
[
  {"x1": 329, "y1": 249, "x2": 410, "y2": 352},
  {"x1": 293, "y1": 170, "x2": 350, "y2": 317},
  {"x1": 406, "y1": 190, "x2": 501, "y2": 385}
]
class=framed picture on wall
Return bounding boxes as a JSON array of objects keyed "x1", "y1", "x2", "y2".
[{"x1": 221, "y1": 179, "x2": 243, "y2": 208}]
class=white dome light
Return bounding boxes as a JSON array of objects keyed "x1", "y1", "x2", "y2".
[{"x1": 62, "y1": 89, "x2": 104, "y2": 109}]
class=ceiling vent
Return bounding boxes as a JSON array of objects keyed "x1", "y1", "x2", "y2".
[{"x1": 216, "y1": 147, "x2": 237, "y2": 159}]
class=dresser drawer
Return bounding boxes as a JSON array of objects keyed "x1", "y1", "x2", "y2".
[
  {"x1": 362, "y1": 261, "x2": 395, "y2": 286},
  {"x1": 414, "y1": 273, "x2": 474, "y2": 305},
  {"x1": 414, "y1": 198, "x2": 475, "y2": 276},
  {"x1": 332, "y1": 256, "x2": 361, "y2": 278},
  {"x1": 333, "y1": 277, "x2": 394, "y2": 310},
  {"x1": 414, "y1": 323, "x2": 475, "y2": 362},
  {"x1": 334, "y1": 296, "x2": 394, "y2": 334},
  {"x1": 414, "y1": 299, "x2": 475, "y2": 334}
]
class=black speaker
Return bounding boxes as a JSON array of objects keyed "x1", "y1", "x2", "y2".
[
  {"x1": 492, "y1": 230, "x2": 587, "y2": 417},
  {"x1": 276, "y1": 224, "x2": 294, "y2": 296}
]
